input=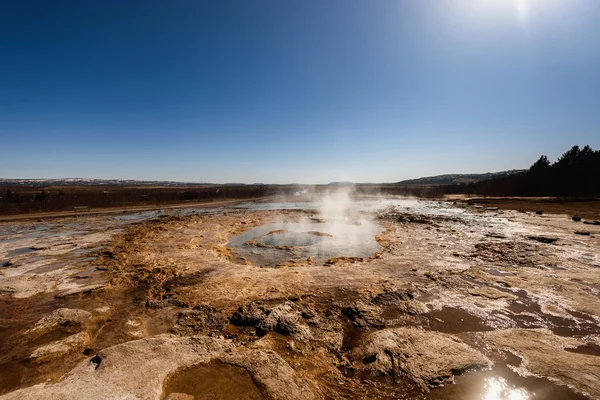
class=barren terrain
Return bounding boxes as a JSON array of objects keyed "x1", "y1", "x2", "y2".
[{"x1": 1, "y1": 195, "x2": 599, "y2": 399}]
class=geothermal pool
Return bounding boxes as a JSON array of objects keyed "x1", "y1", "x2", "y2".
[{"x1": 228, "y1": 220, "x2": 383, "y2": 267}]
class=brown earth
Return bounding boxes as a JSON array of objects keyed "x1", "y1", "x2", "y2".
[
  {"x1": 1, "y1": 198, "x2": 599, "y2": 399},
  {"x1": 446, "y1": 195, "x2": 600, "y2": 220}
]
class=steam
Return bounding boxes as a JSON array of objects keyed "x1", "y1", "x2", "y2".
[
  {"x1": 301, "y1": 185, "x2": 381, "y2": 252},
  {"x1": 229, "y1": 186, "x2": 385, "y2": 265},
  {"x1": 317, "y1": 185, "x2": 356, "y2": 222}
]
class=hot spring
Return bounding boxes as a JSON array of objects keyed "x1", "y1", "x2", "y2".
[{"x1": 228, "y1": 219, "x2": 383, "y2": 267}]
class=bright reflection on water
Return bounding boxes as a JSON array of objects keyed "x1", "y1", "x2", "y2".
[{"x1": 483, "y1": 377, "x2": 530, "y2": 400}]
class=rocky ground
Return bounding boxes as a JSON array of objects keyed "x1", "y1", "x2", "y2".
[{"x1": 0, "y1": 198, "x2": 599, "y2": 399}]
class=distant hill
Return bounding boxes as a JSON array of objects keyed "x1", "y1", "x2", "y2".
[
  {"x1": 328, "y1": 181, "x2": 354, "y2": 186},
  {"x1": 0, "y1": 178, "x2": 213, "y2": 187},
  {"x1": 396, "y1": 170, "x2": 526, "y2": 186}
]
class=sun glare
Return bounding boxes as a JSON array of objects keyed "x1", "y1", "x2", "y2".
[
  {"x1": 514, "y1": 0, "x2": 529, "y2": 20},
  {"x1": 482, "y1": 377, "x2": 530, "y2": 400},
  {"x1": 475, "y1": 0, "x2": 536, "y2": 22}
]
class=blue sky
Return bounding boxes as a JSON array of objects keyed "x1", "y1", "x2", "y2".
[{"x1": 1, "y1": 0, "x2": 599, "y2": 183}]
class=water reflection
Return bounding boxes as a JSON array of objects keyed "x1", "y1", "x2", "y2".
[{"x1": 483, "y1": 377, "x2": 530, "y2": 400}]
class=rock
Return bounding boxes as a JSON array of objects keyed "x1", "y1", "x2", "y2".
[
  {"x1": 83, "y1": 348, "x2": 94, "y2": 356},
  {"x1": 94, "y1": 306, "x2": 111, "y2": 314},
  {"x1": 29, "y1": 332, "x2": 88, "y2": 364},
  {"x1": 0, "y1": 287, "x2": 16, "y2": 295},
  {"x1": 258, "y1": 302, "x2": 311, "y2": 339},
  {"x1": 305, "y1": 231, "x2": 333, "y2": 237},
  {"x1": 171, "y1": 305, "x2": 227, "y2": 336},
  {"x1": 99, "y1": 250, "x2": 115, "y2": 259},
  {"x1": 574, "y1": 231, "x2": 591, "y2": 236},
  {"x1": 231, "y1": 301, "x2": 311, "y2": 340},
  {"x1": 231, "y1": 302, "x2": 270, "y2": 327},
  {"x1": 1, "y1": 260, "x2": 13, "y2": 268},
  {"x1": 396, "y1": 214, "x2": 430, "y2": 224},
  {"x1": 396, "y1": 300, "x2": 429, "y2": 315},
  {"x1": 583, "y1": 220, "x2": 600, "y2": 226},
  {"x1": 342, "y1": 302, "x2": 384, "y2": 329},
  {"x1": 145, "y1": 299, "x2": 161, "y2": 309},
  {"x1": 572, "y1": 216, "x2": 582, "y2": 222},
  {"x1": 166, "y1": 298, "x2": 190, "y2": 308},
  {"x1": 372, "y1": 290, "x2": 414, "y2": 305},
  {"x1": 266, "y1": 229, "x2": 288, "y2": 236},
  {"x1": 536, "y1": 210, "x2": 543, "y2": 215},
  {"x1": 357, "y1": 327, "x2": 490, "y2": 392},
  {"x1": 467, "y1": 287, "x2": 516, "y2": 300},
  {"x1": 323, "y1": 257, "x2": 363, "y2": 266},
  {"x1": 528, "y1": 235, "x2": 558, "y2": 244},
  {"x1": 22, "y1": 308, "x2": 91, "y2": 341},
  {"x1": 124, "y1": 319, "x2": 146, "y2": 340},
  {"x1": 0, "y1": 335, "x2": 316, "y2": 400}
]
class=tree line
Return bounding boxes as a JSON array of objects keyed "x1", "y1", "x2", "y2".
[
  {"x1": 443, "y1": 145, "x2": 600, "y2": 197},
  {"x1": 0, "y1": 185, "x2": 270, "y2": 215}
]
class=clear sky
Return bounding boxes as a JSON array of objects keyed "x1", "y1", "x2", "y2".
[{"x1": 1, "y1": 0, "x2": 599, "y2": 183}]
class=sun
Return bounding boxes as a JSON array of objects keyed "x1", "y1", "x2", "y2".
[
  {"x1": 484, "y1": 0, "x2": 532, "y2": 20},
  {"x1": 461, "y1": 0, "x2": 535, "y2": 24},
  {"x1": 514, "y1": 0, "x2": 530, "y2": 21}
]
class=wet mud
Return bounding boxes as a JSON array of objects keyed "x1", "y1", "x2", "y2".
[{"x1": 162, "y1": 361, "x2": 265, "y2": 400}]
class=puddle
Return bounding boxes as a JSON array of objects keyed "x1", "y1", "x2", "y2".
[
  {"x1": 228, "y1": 220, "x2": 382, "y2": 267},
  {"x1": 338, "y1": 346, "x2": 586, "y2": 400},
  {"x1": 566, "y1": 343, "x2": 600, "y2": 357},
  {"x1": 422, "y1": 350, "x2": 588, "y2": 399},
  {"x1": 507, "y1": 300, "x2": 600, "y2": 336},
  {"x1": 486, "y1": 268, "x2": 515, "y2": 277},
  {"x1": 495, "y1": 286, "x2": 528, "y2": 298},
  {"x1": 461, "y1": 276, "x2": 484, "y2": 286},
  {"x1": 162, "y1": 361, "x2": 265, "y2": 400},
  {"x1": 6, "y1": 247, "x2": 37, "y2": 257},
  {"x1": 424, "y1": 307, "x2": 494, "y2": 333},
  {"x1": 429, "y1": 365, "x2": 588, "y2": 400}
]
